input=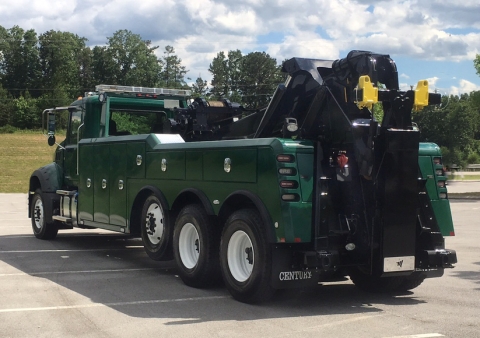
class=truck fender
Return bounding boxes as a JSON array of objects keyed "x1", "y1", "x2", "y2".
[
  {"x1": 28, "y1": 163, "x2": 63, "y2": 220},
  {"x1": 172, "y1": 188, "x2": 215, "y2": 216},
  {"x1": 219, "y1": 190, "x2": 276, "y2": 243},
  {"x1": 134, "y1": 185, "x2": 171, "y2": 210}
]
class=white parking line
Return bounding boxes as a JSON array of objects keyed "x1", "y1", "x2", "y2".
[
  {"x1": 0, "y1": 248, "x2": 143, "y2": 253},
  {"x1": 0, "y1": 267, "x2": 162, "y2": 277},
  {"x1": 0, "y1": 296, "x2": 228, "y2": 313},
  {"x1": 384, "y1": 333, "x2": 444, "y2": 338}
]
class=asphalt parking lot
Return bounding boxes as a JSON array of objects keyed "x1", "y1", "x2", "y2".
[{"x1": 0, "y1": 193, "x2": 479, "y2": 338}]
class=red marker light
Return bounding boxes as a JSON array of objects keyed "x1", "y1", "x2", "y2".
[{"x1": 337, "y1": 153, "x2": 348, "y2": 168}]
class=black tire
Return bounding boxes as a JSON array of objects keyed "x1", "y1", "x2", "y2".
[
  {"x1": 173, "y1": 204, "x2": 221, "y2": 288},
  {"x1": 31, "y1": 189, "x2": 58, "y2": 240},
  {"x1": 220, "y1": 209, "x2": 275, "y2": 304},
  {"x1": 349, "y1": 267, "x2": 404, "y2": 293},
  {"x1": 141, "y1": 193, "x2": 172, "y2": 261}
]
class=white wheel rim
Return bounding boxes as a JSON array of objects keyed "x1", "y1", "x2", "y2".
[
  {"x1": 227, "y1": 230, "x2": 254, "y2": 282},
  {"x1": 178, "y1": 222, "x2": 200, "y2": 269},
  {"x1": 33, "y1": 198, "x2": 44, "y2": 230},
  {"x1": 145, "y1": 202, "x2": 164, "y2": 245}
]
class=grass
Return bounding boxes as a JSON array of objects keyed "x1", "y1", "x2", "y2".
[
  {"x1": 0, "y1": 132, "x2": 65, "y2": 193},
  {"x1": 448, "y1": 174, "x2": 480, "y2": 181}
]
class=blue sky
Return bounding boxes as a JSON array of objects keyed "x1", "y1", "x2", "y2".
[{"x1": 1, "y1": 0, "x2": 479, "y2": 95}]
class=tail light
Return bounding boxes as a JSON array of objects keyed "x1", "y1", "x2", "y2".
[
  {"x1": 277, "y1": 154, "x2": 295, "y2": 162},
  {"x1": 278, "y1": 168, "x2": 297, "y2": 176},
  {"x1": 280, "y1": 180, "x2": 298, "y2": 189},
  {"x1": 282, "y1": 194, "x2": 299, "y2": 202}
]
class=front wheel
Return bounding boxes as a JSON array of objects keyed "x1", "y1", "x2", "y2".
[
  {"x1": 173, "y1": 205, "x2": 221, "y2": 288},
  {"x1": 31, "y1": 190, "x2": 58, "y2": 240},
  {"x1": 141, "y1": 193, "x2": 172, "y2": 261},
  {"x1": 220, "y1": 209, "x2": 275, "y2": 303}
]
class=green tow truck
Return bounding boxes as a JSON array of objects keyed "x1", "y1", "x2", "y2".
[{"x1": 29, "y1": 51, "x2": 456, "y2": 303}]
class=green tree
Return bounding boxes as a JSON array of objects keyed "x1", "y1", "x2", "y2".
[
  {"x1": 91, "y1": 46, "x2": 114, "y2": 85},
  {"x1": 191, "y1": 77, "x2": 209, "y2": 97},
  {"x1": 208, "y1": 50, "x2": 282, "y2": 107},
  {"x1": 161, "y1": 45, "x2": 188, "y2": 88},
  {"x1": 11, "y1": 93, "x2": 39, "y2": 129},
  {"x1": 474, "y1": 54, "x2": 480, "y2": 77},
  {"x1": 238, "y1": 51, "x2": 281, "y2": 109},
  {"x1": 209, "y1": 51, "x2": 228, "y2": 99},
  {"x1": 103, "y1": 30, "x2": 162, "y2": 87},
  {"x1": 0, "y1": 84, "x2": 14, "y2": 127},
  {"x1": 414, "y1": 94, "x2": 478, "y2": 167},
  {"x1": 0, "y1": 26, "x2": 41, "y2": 98},
  {"x1": 39, "y1": 30, "x2": 89, "y2": 98},
  {"x1": 208, "y1": 50, "x2": 243, "y2": 101}
]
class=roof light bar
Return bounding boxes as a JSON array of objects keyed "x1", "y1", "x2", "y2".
[{"x1": 95, "y1": 84, "x2": 191, "y2": 97}]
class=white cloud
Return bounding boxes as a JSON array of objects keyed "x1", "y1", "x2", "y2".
[
  {"x1": 450, "y1": 79, "x2": 480, "y2": 95},
  {"x1": 426, "y1": 77, "x2": 440, "y2": 87},
  {"x1": 266, "y1": 33, "x2": 339, "y2": 61},
  {"x1": 1, "y1": 0, "x2": 479, "y2": 90}
]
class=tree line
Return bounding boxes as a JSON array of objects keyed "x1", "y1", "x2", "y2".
[
  {"x1": 1, "y1": 25, "x2": 479, "y2": 166},
  {"x1": 0, "y1": 26, "x2": 282, "y2": 130}
]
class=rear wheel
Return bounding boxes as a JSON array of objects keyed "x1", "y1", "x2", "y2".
[
  {"x1": 141, "y1": 193, "x2": 172, "y2": 261},
  {"x1": 396, "y1": 274, "x2": 425, "y2": 292},
  {"x1": 31, "y1": 189, "x2": 58, "y2": 240},
  {"x1": 173, "y1": 205, "x2": 221, "y2": 288},
  {"x1": 220, "y1": 209, "x2": 275, "y2": 303}
]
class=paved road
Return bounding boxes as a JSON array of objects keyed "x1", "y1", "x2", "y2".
[{"x1": 0, "y1": 194, "x2": 479, "y2": 338}]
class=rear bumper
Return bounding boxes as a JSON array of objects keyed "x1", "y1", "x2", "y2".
[{"x1": 418, "y1": 249, "x2": 457, "y2": 269}]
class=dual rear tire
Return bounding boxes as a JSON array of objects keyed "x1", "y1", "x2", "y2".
[
  {"x1": 172, "y1": 205, "x2": 274, "y2": 303},
  {"x1": 219, "y1": 209, "x2": 275, "y2": 303},
  {"x1": 173, "y1": 205, "x2": 221, "y2": 288}
]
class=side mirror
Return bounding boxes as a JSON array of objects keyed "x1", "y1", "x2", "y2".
[
  {"x1": 47, "y1": 134, "x2": 56, "y2": 146},
  {"x1": 47, "y1": 112, "x2": 56, "y2": 146}
]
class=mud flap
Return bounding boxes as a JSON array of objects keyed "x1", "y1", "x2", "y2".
[{"x1": 270, "y1": 246, "x2": 320, "y2": 289}]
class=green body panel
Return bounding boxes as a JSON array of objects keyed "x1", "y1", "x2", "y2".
[
  {"x1": 418, "y1": 142, "x2": 442, "y2": 156},
  {"x1": 274, "y1": 141, "x2": 314, "y2": 242},
  {"x1": 78, "y1": 143, "x2": 94, "y2": 221},
  {"x1": 93, "y1": 144, "x2": 110, "y2": 223},
  {"x1": 431, "y1": 200, "x2": 455, "y2": 236},
  {"x1": 203, "y1": 148, "x2": 257, "y2": 183},
  {"x1": 127, "y1": 142, "x2": 146, "y2": 178},
  {"x1": 418, "y1": 142, "x2": 453, "y2": 236},
  {"x1": 74, "y1": 134, "x2": 316, "y2": 243},
  {"x1": 147, "y1": 151, "x2": 186, "y2": 180},
  {"x1": 109, "y1": 143, "x2": 127, "y2": 226},
  {"x1": 186, "y1": 151, "x2": 203, "y2": 181}
]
